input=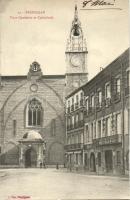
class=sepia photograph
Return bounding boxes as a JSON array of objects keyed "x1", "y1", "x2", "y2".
[{"x1": 0, "y1": 0, "x2": 129, "y2": 199}]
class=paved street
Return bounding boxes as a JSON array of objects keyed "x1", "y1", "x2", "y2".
[{"x1": 0, "y1": 168, "x2": 129, "y2": 200}]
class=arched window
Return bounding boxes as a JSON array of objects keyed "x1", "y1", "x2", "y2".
[{"x1": 26, "y1": 98, "x2": 42, "y2": 127}]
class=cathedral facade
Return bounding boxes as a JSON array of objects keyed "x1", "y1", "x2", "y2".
[{"x1": 0, "y1": 6, "x2": 88, "y2": 167}]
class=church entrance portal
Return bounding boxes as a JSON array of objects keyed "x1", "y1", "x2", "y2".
[{"x1": 25, "y1": 148, "x2": 37, "y2": 168}]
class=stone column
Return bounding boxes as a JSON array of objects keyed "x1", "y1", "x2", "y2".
[
  {"x1": 102, "y1": 151, "x2": 106, "y2": 174},
  {"x1": 95, "y1": 151, "x2": 98, "y2": 174},
  {"x1": 37, "y1": 145, "x2": 42, "y2": 168},
  {"x1": 112, "y1": 150, "x2": 116, "y2": 174},
  {"x1": 19, "y1": 144, "x2": 24, "y2": 168}
]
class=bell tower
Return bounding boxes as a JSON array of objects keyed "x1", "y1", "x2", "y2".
[{"x1": 65, "y1": 5, "x2": 88, "y2": 95}]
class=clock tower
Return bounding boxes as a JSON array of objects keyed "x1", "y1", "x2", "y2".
[{"x1": 65, "y1": 5, "x2": 88, "y2": 94}]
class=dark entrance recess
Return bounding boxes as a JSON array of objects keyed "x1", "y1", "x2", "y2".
[
  {"x1": 25, "y1": 148, "x2": 37, "y2": 168},
  {"x1": 105, "y1": 150, "x2": 113, "y2": 172},
  {"x1": 84, "y1": 153, "x2": 88, "y2": 167},
  {"x1": 90, "y1": 152, "x2": 96, "y2": 172}
]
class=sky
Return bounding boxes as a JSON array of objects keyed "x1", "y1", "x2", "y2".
[{"x1": 0, "y1": 0, "x2": 129, "y2": 80}]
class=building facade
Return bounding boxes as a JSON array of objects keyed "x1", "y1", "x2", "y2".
[
  {"x1": 0, "y1": 6, "x2": 88, "y2": 167},
  {"x1": 65, "y1": 49, "x2": 129, "y2": 175}
]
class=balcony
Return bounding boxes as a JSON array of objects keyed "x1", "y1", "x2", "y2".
[
  {"x1": 125, "y1": 86, "x2": 130, "y2": 96},
  {"x1": 67, "y1": 120, "x2": 84, "y2": 131},
  {"x1": 93, "y1": 134, "x2": 122, "y2": 146},
  {"x1": 64, "y1": 143, "x2": 83, "y2": 151},
  {"x1": 84, "y1": 143, "x2": 93, "y2": 150},
  {"x1": 114, "y1": 92, "x2": 121, "y2": 102}
]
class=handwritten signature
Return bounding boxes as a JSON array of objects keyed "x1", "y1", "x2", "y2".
[
  {"x1": 8, "y1": 196, "x2": 31, "y2": 200},
  {"x1": 82, "y1": 0, "x2": 115, "y2": 7}
]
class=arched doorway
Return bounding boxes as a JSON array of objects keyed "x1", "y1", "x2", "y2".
[
  {"x1": 25, "y1": 148, "x2": 37, "y2": 168},
  {"x1": 90, "y1": 152, "x2": 96, "y2": 172}
]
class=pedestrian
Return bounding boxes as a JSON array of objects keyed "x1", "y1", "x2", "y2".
[
  {"x1": 56, "y1": 163, "x2": 59, "y2": 169},
  {"x1": 40, "y1": 162, "x2": 42, "y2": 168},
  {"x1": 43, "y1": 162, "x2": 46, "y2": 168}
]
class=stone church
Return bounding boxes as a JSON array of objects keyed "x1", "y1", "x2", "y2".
[{"x1": 0, "y1": 5, "x2": 88, "y2": 167}]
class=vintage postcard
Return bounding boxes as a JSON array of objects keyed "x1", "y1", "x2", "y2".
[{"x1": 0, "y1": 0, "x2": 129, "y2": 199}]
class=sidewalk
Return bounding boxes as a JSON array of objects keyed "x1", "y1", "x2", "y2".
[{"x1": 57, "y1": 167, "x2": 129, "y2": 180}]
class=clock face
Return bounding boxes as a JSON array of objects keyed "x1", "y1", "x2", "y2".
[
  {"x1": 71, "y1": 55, "x2": 81, "y2": 67},
  {"x1": 30, "y1": 84, "x2": 38, "y2": 92}
]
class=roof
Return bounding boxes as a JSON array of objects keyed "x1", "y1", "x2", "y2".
[
  {"x1": 1, "y1": 74, "x2": 65, "y2": 79},
  {"x1": 22, "y1": 130, "x2": 43, "y2": 141}
]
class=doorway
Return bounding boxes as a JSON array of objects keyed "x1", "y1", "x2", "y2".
[
  {"x1": 90, "y1": 152, "x2": 96, "y2": 172},
  {"x1": 105, "y1": 150, "x2": 113, "y2": 172},
  {"x1": 25, "y1": 148, "x2": 37, "y2": 168}
]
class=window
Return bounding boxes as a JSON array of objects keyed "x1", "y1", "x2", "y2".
[
  {"x1": 72, "y1": 115, "x2": 75, "y2": 128},
  {"x1": 67, "y1": 136, "x2": 70, "y2": 144},
  {"x1": 85, "y1": 124, "x2": 89, "y2": 143},
  {"x1": 79, "y1": 111, "x2": 83, "y2": 122},
  {"x1": 68, "y1": 100, "x2": 70, "y2": 107},
  {"x1": 80, "y1": 92, "x2": 84, "y2": 99},
  {"x1": 85, "y1": 97, "x2": 89, "y2": 115},
  {"x1": 78, "y1": 134, "x2": 81, "y2": 143},
  {"x1": 51, "y1": 119, "x2": 56, "y2": 136},
  {"x1": 72, "y1": 97, "x2": 74, "y2": 105},
  {"x1": 116, "y1": 113, "x2": 121, "y2": 134},
  {"x1": 115, "y1": 78, "x2": 121, "y2": 93},
  {"x1": 76, "y1": 113, "x2": 79, "y2": 127},
  {"x1": 72, "y1": 135, "x2": 74, "y2": 144},
  {"x1": 97, "y1": 90, "x2": 102, "y2": 105},
  {"x1": 97, "y1": 120, "x2": 102, "y2": 138},
  {"x1": 67, "y1": 117, "x2": 71, "y2": 129},
  {"x1": 80, "y1": 92, "x2": 84, "y2": 106},
  {"x1": 75, "y1": 134, "x2": 78, "y2": 143},
  {"x1": 27, "y1": 98, "x2": 42, "y2": 127},
  {"x1": 117, "y1": 151, "x2": 121, "y2": 164},
  {"x1": 75, "y1": 95, "x2": 79, "y2": 109},
  {"x1": 76, "y1": 95, "x2": 79, "y2": 103},
  {"x1": 90, "y1": 95, "x2": 95, "y2": 108},
  {"x1": 91, "y1": 122, "x2": 94, "y2": 140},
  {"x1": 81, "y1": 133, "x2": 83, "y2": 143},
  {"x1": 71, "y1": 97, "x2": 74, "y2": 111},
  {"x1": 105, "y1": 117, "x2": 111, "y2": 136},
  {"x1": 13, "y1": 120, "x2": 16, "y2": 136},
  {"x1": 105, "y1": 83, "x2": 111, "y2": 98}
]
